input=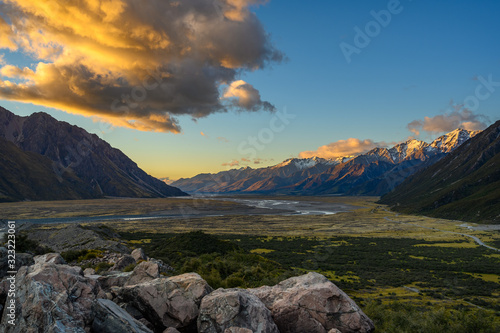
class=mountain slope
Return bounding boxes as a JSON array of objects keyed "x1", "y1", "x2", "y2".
[
  {"x1": 380, "y1": 120, "x2": 500, "y2": 223},
  {"x1": 172, "y1": 129, "x2": 480, "y2": 195},
  {"x1": 0, "y1": 137, "x2": 100, "y2": 202},
  {"x1": 0, "y1": 107, "x2": 187, "y2": 200}
]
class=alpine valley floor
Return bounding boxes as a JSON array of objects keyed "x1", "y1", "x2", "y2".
[{"x1": 3, "y1": 195, "x2": 500, "y2": 329}]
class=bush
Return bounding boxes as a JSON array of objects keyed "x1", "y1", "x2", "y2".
[
  {"x1": 95, "y1": 262, "x2": 113, "y2": 274},
  {"x1": 363, "y1": 300, "x2": 500, "y2": 333},
  {"x1": 123, "y1": 263, "x2": 137, "y2": 272},
  {"x1": 3, "y1": 233, "x2": 52, "y2": 255}
]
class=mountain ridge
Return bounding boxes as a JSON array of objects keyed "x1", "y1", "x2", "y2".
[
  {"x1": 380, "y1": 120, "x2": 500, "y2": 223},
  {"x1": 172, "y1": 128, "x2": 481, "y2": 195},
  {"x1": 0, "y1": 106, "x2": 187, "y2": 201}
]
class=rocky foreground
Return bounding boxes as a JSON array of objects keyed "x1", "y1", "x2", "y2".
[{"x1": 0, "y1": 247, "x2": 374, "y2": 333}]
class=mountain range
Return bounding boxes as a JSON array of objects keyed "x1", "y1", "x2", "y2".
[
  {"x1": 0, "y1": 107, "x2": 187, "y2": 202},
  {"x1": 172, "y1": 128, "x2": 481, "y2": 196},
  {"x1": 380, "y1": 120, "x2": 500, "y2": 223}
]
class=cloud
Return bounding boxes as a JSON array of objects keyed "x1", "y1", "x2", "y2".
[
  {"x1": 299, "y1": 138, "x2": 387, "y2": 159},
  {"x1": 222, "y1": 159, "x2": 240, "y2": 167},
  {"x1": 0, "y1": 0, "x2": 282, "y2": 132},
  {"x1": 200, "y1": 131, "x2": 208, "y2": 138},
  {"x1": 407, "y1": 107, "x2": 489, "y2": 136},
  {"x1": 217, "y1": 136, "x2": 229, "y2": 142},
  {"x1": 223, "y1": 79, "x2": 275, "y2": 111}
]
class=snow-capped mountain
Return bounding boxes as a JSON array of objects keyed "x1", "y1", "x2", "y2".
[
  {"x1": 172, "y1": 128, "x2": 482, "y2": 195},
  {"x1": 428, "y1": 128, "x2": 481, "y2": 153}
]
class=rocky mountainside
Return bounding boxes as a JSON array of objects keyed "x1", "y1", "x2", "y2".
[
  {"x1": 172, "y1": 129, "x2": 480, "y2": 196},
  {"x1": 0, "y1": 137, "x2": 100, "y2": 201},
  {"x1": 0, "y1": 106, "x2": 187, "y2": 201},
  {"x1": 380, "y1": 120, "x2": 500, "y2": 223}
]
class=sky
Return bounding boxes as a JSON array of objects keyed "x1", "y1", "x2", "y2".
[{"x1": 0, "y1": 0, "x2": 499, "y2": 180}]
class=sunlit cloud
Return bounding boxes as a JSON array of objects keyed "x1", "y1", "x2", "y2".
[
  {"x1": 407, "y1": 107, "x2": 489, "y2": 136},
  {"x1": 0, "y1": 0, "x2": 282, "y2": 132},
  {"x1": 217, "y1": 136, "x2": 229, "y2": 142},
  {"x1": 299, "y1": 138, "x2": 388, "y2": 159},
  {"x1": 223, "y1": 80, "x2": 275, "y2": 111},
  {"x1": 222, "y1": 159, "x2": 240, "y2": 167}
]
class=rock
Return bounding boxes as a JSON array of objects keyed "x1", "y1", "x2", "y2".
[
  {"x1": 0, "y1": 249, "x2": 34, "y2": 278},
  {"x1": 111, "y1": 254, "x2": 136, "y2": 271},
  {"x1": 163, "y1": 328, "x2": 181, "y2": 333},
  {"x1": 198, "y1": 288, "x2": 279, "y2": 333},
  {"x1": 25, "y1": 224, "x2": 129, "y2": 253},
  {"x1": 249, "y1": 272, "x2": 375, "y2": 333},
  {"x1": 92, "y1": 298, "x2": 153, "y2": 333},
  {"x1": 117, "y1": 273, "x2": 212, "y2": 332},
  {"x1": 84, "y1": 267, "x2": 96, "y2": 276},
  {"x1": 98, "y1": 272, "x2": 133, "y2": 292},
  {"x1": 33, "y1": 253, "x2": 66, "y2": 265},
  {"x1": 0, "y1": 262, "x2": 105, "y2": 332},
  {"x1": 328, "y1": 329, "x2": 342, "y2": 333},
  {"x1": 224, "y1": 328, "x2": 253, "y2": 333},
  {"x1": 126, "y1": 261, "x2": 160, "y2": 286},
  {"x1": 16, "y1": 253, "x2": 34, "y2": 268},
  {"x1": 131, "y1": 248, "x2": 148, "y2": 262}
]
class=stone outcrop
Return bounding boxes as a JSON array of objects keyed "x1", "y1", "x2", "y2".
[
  {"x1": 249, "y1": 272, "x2": 375, "y2": 333},
  {"x1": 0, "y1": 252, "x2": 374, "y2": 333},
  {"x1": 0, "y1": 247, "x2": 34, "y2": 278},
  {"x1": 0, "y1": 261, "x2": 105, "y2": 332},
  {"x1": 25, "y1": 224, "x2": 129, "y2": 253},
  {"x1": 92, "y1": 298, "x2": 153, "y2": 333},
  {"x1": 198, "y1": 288, "x2": 279, "y2": 333},
  {"x1": 126, "y1": 261, "x2": 161, "y2": 286},
  {"x1": 33, "y1": 252, "x2": 66, "y2": 265},
  {"x1": 116, "y1": 273, "x2": 213, "y2": 332},
  {"x1": 132, "y1": 248, "x2": 148, "y2": 262},
  {"x1": 110, "y1": 254, "x2": 136, "y2": 271}
]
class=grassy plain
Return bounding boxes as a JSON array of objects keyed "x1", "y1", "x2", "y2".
[{"x1": 3, "y1": 195, "x2": 500, "y2": 329}]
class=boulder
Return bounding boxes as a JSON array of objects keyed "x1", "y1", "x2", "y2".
[
  {"x1": 98, "y1": 272, "x2": 133, "y2": 292},
  {"x1": 198, "y1": 288, "x2": 279, "y2": 333},
  {"x1": 163, "y1": 328, "x2": 181, "y2": 333},
  {"x1": 92, "y1": 298, "x2": 153, "y2": 333},
  {"x1": 111, "y1": 254, "x2": 136, "y2": 271},
  {"x1": 249, "y1": 272, "x2": 375, "y2": 333},
  {"x1": 131, "y1": 248, "x2": 148, "y2": 262},
  {"x1": 98, "y1": 261, "x2": 160, "y2": 294},
  {"x1": 0, "y1": 248, "x2": 34, "y2": 278},
  {"x1": 328, "y1": 329, "x2": 342, "y2": 333},
  {"x1": 84, "y1": 268, "x2": 96, "y2": 276},
  {"x1": 117, "y1": 273, "x2": 212, "y2": 332},
  {"x1": 224, "y1": 328, "x2": 253, "y2": 333},
  {"x1": 0, "y1": 262, "x2": 105, "y2": 332},
  {"x1": 34, "y1": 253, "x2": 66, "y2": 265},
  {"x1": 126, "y1": 261, "x2": 160, "y2": 286}
]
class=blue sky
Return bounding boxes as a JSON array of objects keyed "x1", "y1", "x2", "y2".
[{"x1": 1, "y1": 0, "x2": 499, "y2": 179}]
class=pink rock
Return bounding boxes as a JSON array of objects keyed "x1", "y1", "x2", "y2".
[{"x1": 249, "y1": 272, "x2": 375, "y2": 333}]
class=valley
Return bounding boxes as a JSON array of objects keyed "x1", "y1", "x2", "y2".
[{"x1": 4, "y1": 195, "x2": 500, "y2": 327}]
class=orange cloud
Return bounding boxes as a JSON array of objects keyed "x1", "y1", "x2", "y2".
[
  {"x1": 0, "y1": 0, "x2": 282, "y2": 132},
  {"x1": 224, "y1": 80, "x2": 275, "y2": 111},
  {"x1": 408, "y1": 108, "x2": 489, "y2": 136},
  {"x1": 222, "y1": 159, "x2": 240, "y2": 167},
  {"x1": 299, "y1": 138, "x2": 386, "y2": 159}
]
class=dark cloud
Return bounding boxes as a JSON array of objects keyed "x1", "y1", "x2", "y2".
[{"x1": 0, "y1": 0, "x2": 282, "y2": 132}]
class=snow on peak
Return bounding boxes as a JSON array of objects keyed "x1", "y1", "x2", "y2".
[
  {"x1": 273, "y1": 156, "x2": 350, "y2": 171},
  {"x1": 388, "y1": 139, "x2": 428, "y2": 162},
  {"x1": 430, "y1": 128, "x2": 481, "y2": 153}
]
